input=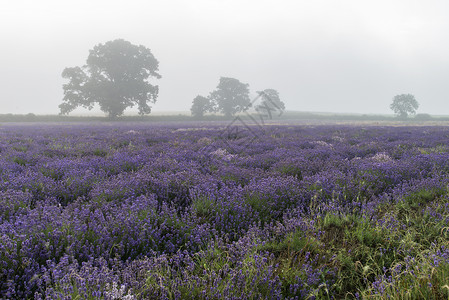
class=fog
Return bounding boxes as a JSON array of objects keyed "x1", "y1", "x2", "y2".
[{"x1": 1, "y1": 0, "x2": 449, "y2": 115}]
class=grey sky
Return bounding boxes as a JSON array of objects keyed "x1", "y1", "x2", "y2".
[{"x1": 1, "y1": 0, "x2": 449, "y2": 115}]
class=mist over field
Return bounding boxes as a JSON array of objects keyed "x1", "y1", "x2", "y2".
[
  {"x1": 4, "y1": 2, "x2": 449, "y2": 298},
  {"x1": 1, "y1": 0, "x2": 449, "y2": 116}
]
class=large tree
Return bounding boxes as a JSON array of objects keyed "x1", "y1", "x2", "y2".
[
  {"x1": 390, "y1": 94, "x2": 419, "y2": 119},
  {"x1": 209, "y1": 77, "x2": 251, "y2": 118},
  {"x1": 60, "y1": 39, "x2": 161, "y2": 118}
]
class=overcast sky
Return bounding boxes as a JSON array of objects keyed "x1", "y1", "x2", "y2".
[{"x1": 1, "y1": 0, "x2": 449, "y2": 115}]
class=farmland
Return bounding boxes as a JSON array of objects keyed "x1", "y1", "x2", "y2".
[{"x1": 1, "y1": 122, "x2": 449, "y2": 299}]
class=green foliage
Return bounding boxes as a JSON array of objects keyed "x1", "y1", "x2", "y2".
[
  {"x1": 12, "y1": 157, "x2": 27, "y2": 166},
  {"x1": 418, "y1": 145, "x2": 449, "y2": 154},
  {"x1": 12, "y1": 145, "x2": 28, "y2": 152},
  {"x1": 276, "y1": 164, "x2": 303, "y2": 180},
  {"x1": 209, "y1": 77, "x2": 251, "y2": 118},
  {"x1": 191, "y1": 196, "x2": 216, "y2": 221},
  {"x1": 402, "y1": 187, "x2": 446, "y2": 209},
  {"x1": 258, "y1": 229, "x2": 321, "y2": 257},
  {"x1": 190, "y1": 95, "x2": 213, "y2": 118},
  {"x1": 256, "y1": 89, "x2": 285, "y2": 116},
  {"x1": 92, "y1": 148, "x2": 108, "y2": 157},
  {"x1": 39, "y1": 167, "x2": 64, "y2": 180},
  {"x1": 362, "y1": 254, "x2": 449, "y2": 299},
  {"x1": 390, "y1": 94, "x2": 419, "y2": 118},
  {"x1": 244, "y1": 191, "x2": 297, "y2": 226},
  {"x1": 141, "y1": 245, "x2": 279, "y2": 299},
  {"x1": 60, "y1": 39, "x2": 161, "y2": 118},
  {"x1": 305, "y1": 187, "x2": 449, "y2": 298}
]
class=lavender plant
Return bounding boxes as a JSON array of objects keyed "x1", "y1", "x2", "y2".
[{"x1": 1, "y1": 123, "x2": 449, "y2": 298}]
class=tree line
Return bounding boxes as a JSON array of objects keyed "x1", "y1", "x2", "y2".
[
  {"x1": 59, "y1": 39, "x2": 285, "y2": 119},
  {"x1": 190, "y1": 78, "x2": 284, "y2": 118},
  {"x1": 60, "y1": 39, "x2": 420, "y2": 119}
]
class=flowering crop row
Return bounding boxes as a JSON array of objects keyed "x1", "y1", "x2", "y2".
[{"x1": 1, "y1": 123, "x2": 449, "y2": 299}]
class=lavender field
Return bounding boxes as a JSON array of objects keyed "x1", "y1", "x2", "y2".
[{"x1": 2, "y1": 123, "x2": 449, "y2": 299}]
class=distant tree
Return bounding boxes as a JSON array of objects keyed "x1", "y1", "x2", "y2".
[
  {"x1": 60, "y1": 39, "x2": 161, "y2": 118},
  {"x1": 390, "y1": 94, "x2": 419, "y2": 119},
  {"x1": 190, "y1": 95, "x2": 213, "y2": 118},
  {"x1": 209, "y1": 77, "x2": 251, "y2": 118},
  {"x1": 256, "y1": 89, "x2": 285, "y2": 117}
]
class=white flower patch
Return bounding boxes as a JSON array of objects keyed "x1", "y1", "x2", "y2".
[
  {"x1": 125, "y1": 130, "x2": 139, "y2": 135},
  {"x1": 332, "y1": 136, "x2": 345, "y2": 142},
  {"x1": 210, "y1": 148, "x2": 236, "y2": 161},
  {"x1": 104, "y1": 282, "x2": 135, "y2": 300},
  {"x1": 313, "y1": 140, "x2": 334, "y2": 148},
  {"x1": 198, "y1": 137, "x2": 213, "y2": 145},
  {"x1": 370, "y1": 152, "x2": 393, "y2": 163}
]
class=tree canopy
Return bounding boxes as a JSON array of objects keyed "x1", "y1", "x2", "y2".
[
  {"x1": 60, "y1": 39, "x2": 161, "y2": 118},
  {"x1": 390, "y1": 94, "x2": 419, "y2": 119},
  {"x1": 190, "y1": 95, "x2": 213, "y2": 118},
  {"x1": 256, "y1": 89, "x2": 285, "y2": 117},
  {"x1": 209, "y1": 77, "x2": 250, "y2": 118}
]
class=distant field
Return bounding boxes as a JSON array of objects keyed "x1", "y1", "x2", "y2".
[
  {"x1": 2, "y1": 111, "x2": 449, "y2": 125},
  {"x1": 1, "y1": 122, "x2": 449, "y2": 298}
]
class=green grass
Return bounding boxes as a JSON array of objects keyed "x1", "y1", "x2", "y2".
[
  {"x1": 139, "y1": 244, "x2": 281, "y2": 299},
  {"x1": 13, "y1": 156, "x2": 28, "y2": 166},
  {"x1": 49, "y1": 186, "x2": 449, "y2": 299},
  {"x1": 191, "y1": 196, "x2": 216, "y2": 220},
  {"x1": 276, "y1": 164, "x2": 303, "y2": 179},
  {"x1": 251, "y1": 187, "x2": 449, "y2": 299}
]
